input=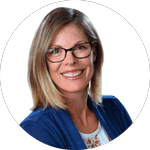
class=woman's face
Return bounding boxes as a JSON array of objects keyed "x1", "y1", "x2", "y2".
[{"x1": 47, "y1": 24, "x2": 96, "y2": 94}]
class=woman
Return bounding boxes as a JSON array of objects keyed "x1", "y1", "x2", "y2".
[{"x1": 20, "y1": 7, "x2": 132, "y2": 149}]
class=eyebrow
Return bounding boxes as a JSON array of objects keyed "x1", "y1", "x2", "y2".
[{"x1": 49, "y1": 40, "x2": 87, "y2": 48}]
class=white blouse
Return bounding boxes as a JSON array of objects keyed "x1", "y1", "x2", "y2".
[{"x1": 79, "y1": 121, "x2": 111, "y2": 148}]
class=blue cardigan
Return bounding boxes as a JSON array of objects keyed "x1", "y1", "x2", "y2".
[{"x1": 20, "y1": 95, "x2": 132, "y2": 149}]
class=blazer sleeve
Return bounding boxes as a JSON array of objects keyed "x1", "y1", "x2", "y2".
[
  {"x1": 20, "y1": 121, "x2": 61, "y2": 148},
  {"x1": 113, "y1": 96, "x2": 132, "y2": 127},
  {"x1": 111, "y1": 96, "x2": 132, "y2": 129},
  {"x1": 102, "y1": 95, "x2": 132, "y2": 132}
]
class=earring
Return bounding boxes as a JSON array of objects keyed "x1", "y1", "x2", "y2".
[{"x1": 88, "y1": 80, "x2": 91, "y2": 94}]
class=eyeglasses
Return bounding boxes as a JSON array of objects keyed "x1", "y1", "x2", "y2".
[{"x1": 46, "y1": 42, "x2": 94, "y2": 63}]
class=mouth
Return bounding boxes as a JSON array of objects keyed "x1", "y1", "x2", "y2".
[{"x1": 61, "y1": 70, "x2": 84, "y2": 78}]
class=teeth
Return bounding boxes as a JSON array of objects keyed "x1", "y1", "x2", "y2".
[{"x1": 62, "y1": 71, "x2": 83, "y2": 77}]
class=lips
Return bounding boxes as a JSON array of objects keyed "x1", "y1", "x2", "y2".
[{"x1": 61, "y1": 69, "x2": 84, "y2": 78}]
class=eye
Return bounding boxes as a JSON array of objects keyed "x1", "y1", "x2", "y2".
[
  {"x1": 76, "y1": 45, "x2": 86, "y2": 50},
  {"x1": 49, "y1": 48, "x2": 61, "y2": 54}
]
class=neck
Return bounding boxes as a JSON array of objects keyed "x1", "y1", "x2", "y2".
[{"x1": 61, "y1": 89, "x2": 90, "y2": 125}]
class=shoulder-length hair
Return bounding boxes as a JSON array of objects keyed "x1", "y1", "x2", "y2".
[{"x1": 28, "y1": 7, "x2": 104, "y2": 110}]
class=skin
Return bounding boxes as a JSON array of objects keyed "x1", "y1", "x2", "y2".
[{"x1": 47, "y1": 23, "x2": 98, "y2": 134}]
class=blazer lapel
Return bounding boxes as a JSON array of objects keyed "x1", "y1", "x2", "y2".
[
  {"x1": 56, "y1": 108, "x2": 87, "y2": 149},
  {"x1": 87, "y1": 95, "x2": 118, "y2": 140}
]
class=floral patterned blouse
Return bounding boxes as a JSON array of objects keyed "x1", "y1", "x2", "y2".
[{"x1": 79, "y1": 121, "x2": 112, "y2": 149}]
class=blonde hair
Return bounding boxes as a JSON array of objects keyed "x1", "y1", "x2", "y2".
[{"x1": 28, "y1": 7, "x2": 104, "y2": 110}]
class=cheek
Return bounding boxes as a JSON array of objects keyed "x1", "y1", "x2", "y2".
[
  {"x1": 83, "y1": 58, "x2": 94, "y2": 78},
  {"x1": 47, "y1": 62, "x2": 60, "y2": 79}
]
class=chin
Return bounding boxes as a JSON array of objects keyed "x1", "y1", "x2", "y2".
[{"x1": 58, "y1": 83, "x2": 89, "y2": 94}]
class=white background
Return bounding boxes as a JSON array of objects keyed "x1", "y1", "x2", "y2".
[{"x1": 0, "y1": 0, "x2": 149, "y2": 123}]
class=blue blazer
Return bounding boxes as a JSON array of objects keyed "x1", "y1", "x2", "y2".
[{"x1": 20, "y1": 95, "x2": 132, "y2": 149}]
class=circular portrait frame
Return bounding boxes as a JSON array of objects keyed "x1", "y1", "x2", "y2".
[{"x1": 0, "y1": 0, "x2": 150, "y2": 150}]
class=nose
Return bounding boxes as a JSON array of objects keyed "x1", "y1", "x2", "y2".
[{"x1": 63, "y1": 51, "x2": 77, "y2": 65}]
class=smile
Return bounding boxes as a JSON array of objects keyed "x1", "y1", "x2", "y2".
[
  {"x1": 61, "y1": 69, "x2": 84, "y2": 80},
  {"x1": 62, "y1": 70, "x2": 83, "y2": 77}
]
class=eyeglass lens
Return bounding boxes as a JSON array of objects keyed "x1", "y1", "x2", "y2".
[{"x1": 47, "y1": 42, "x2": 91, "y2": 63}]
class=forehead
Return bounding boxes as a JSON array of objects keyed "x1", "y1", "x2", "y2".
[{"x1": 50, "y1": 24, "x2": 87, "y2": 48}]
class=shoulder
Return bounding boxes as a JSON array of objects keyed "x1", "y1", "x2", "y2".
[
  {"x1": 20, "y1": 107, "x2": 51, "y2": 132},
  {"x1": 20, "y1": 107, "x2": 52, "y2": 123},
  {"x1": 20, "y1": 107, "x2": 62, "y2": 147},
  {"x1": 101, "y1": 95, "x2": 130, "y2": 119},
  {"x1": 20, "y1": 107, "x2": 57, "y2": 136},
  {"x1": 100, "y1": 95, "x2": 132, "y2": 129},
  {"x1": 102, "y1": 95, "x2": 124, "y2": 112}
]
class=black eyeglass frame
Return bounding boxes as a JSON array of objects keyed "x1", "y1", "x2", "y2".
[{"x1": 46, "y1": 41, "x2": 96, "y2": 63}]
